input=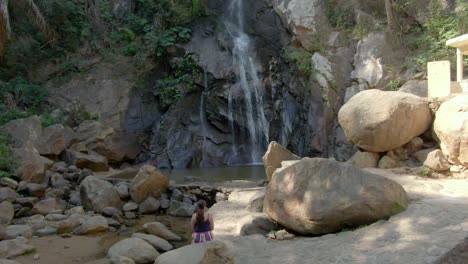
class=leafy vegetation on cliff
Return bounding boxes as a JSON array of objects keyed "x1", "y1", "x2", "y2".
[
  {"x1": 0, "y1": 133, "x2": 12, "y2": 178},
  {"x1": 0, "y1": 0, "x2": 203, "y2": 126}
]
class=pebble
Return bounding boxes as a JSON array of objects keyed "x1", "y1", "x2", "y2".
[{"x1": 33, "y1": 253, "x2": 40, "y2": 260}]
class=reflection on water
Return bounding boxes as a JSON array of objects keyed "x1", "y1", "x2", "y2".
[{"x1": 113, "y1": 165, "x2": 266, "y2": 183}]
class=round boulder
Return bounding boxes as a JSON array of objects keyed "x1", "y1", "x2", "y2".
[
  {"x1": 264, "y1": 158, "x2": 408, "y2": 235},
  {"x1": 129, "y1": 165, "x2": 169, "y2": 203},
  {"x1": 338, "y1": 90, "x2": 432, "y2": 152},
  {"x1": 433, "y1": 95, "x2": 468, "y2": 167}
]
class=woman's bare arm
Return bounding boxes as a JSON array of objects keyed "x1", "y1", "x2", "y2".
[
  {"x1": 209, "y1": 213, "x2": 214, "y2": 231},
  {"x1": 190, "y1": 214, "x2": 196, "y2": 232}
]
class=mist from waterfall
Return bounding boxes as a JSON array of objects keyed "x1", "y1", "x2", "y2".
[{"x1": 225, "y1": 0, "x2": 269, "y2": 164}]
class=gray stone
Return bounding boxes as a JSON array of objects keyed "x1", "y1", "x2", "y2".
[
  {"x1": 23, "y1": 214, "x2": 46, "y2": 231},
  {"x1": 0, "y1": 178, "x2": 18, "y2": 190},
  {"x1": 69, "y1": 191, "x2": 81, "y2": 206},
  {"x1": 154, "y1": 241, "x2": 233, "y2": 264},
  {"x1": 143, "y1": 222, "x2": 181, "y2": 241},
  {"x1": 73, "y1": 215, "x2": 108, "y2": 235},
  {"x1": 36, "y1": 226, "x2": 57, "y2": 237},
  {"x1": 31, "y1": 198, "x2": 67, "y2": 215},
  {"x1": 131, "y1": 233, "x2": 173, "y2": 252},
  {"x1": 247, "y1": 189, "x2": 265, "y2": 213},
  {"x1": 45, "y1": 213, "x2": 68, "y2": 221},
  {"x1": 170, "y1": 189, "x2": 183, "y2": 201},
  {"x1": 167, "y1": 200, "x2": 195, "y2": 217},
  {"x1": 5, "y1": 225, "x2": 33, "y2": 239},
  {"x1": 0, "y1": 187, "x2": 17, "y2": 203},
  {"x1": 65, "y1": 206, "x2": 85, "y2": 216},
  {"x1": 414, "y1": 149, "x2": 451, "y2": 171},
  {"x1": 111, "y1": 256, "x2": 136, "y2": 264},
  {"x1": 346, "y1": 151, "x2": 380, "y2": 169},
  {"x1": 138, "y1": 197, "x2": 160, "y2": 214},
  {"x1": 122, "y1": 202, "x2": 138, "y2": 212},
  {"x1": 237, "y1": 214, "x2": 279, "y2": 236},
  {"x1": 36, "y1": 124, "x2": 66, "y2": 156},
  {"x1": 108, "y1": 237, "x2": 159, "y2": 264},
  {"x1": 16, "y1": 197, "x2": 38, "y2": 207},
  {"x1": 160, "y1": 199, "x2": 170, "y2": 209},
  {"x1": 80, "y1": 176, "x2": 122, "y2": 213},
  {"x1": 115, "y1": 183, "x2": 129, "y2": 199},
  {"x1": 56, "y1": 213, "x2": 87, "y2": 234},
  {"x1": 26, "y1": 183, "x2": 46, "y2": 197},
  {"x1": 0, "y1": 237, "x2": 36, "y2": 259},
  {"x1": 0, "y1": 201, "x2": 14, "y2": 225},
  {"x1": 398, "y1": 80, "x2": 428, "y2": 97}
]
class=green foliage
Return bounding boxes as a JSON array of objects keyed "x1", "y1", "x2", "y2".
[
  {"x1": 144, "y1": 26, "x2": 192, "y2": 57},
  {"x1": 283, "y1": 47, "x2": 313, "y2": 75},
  {"x1": 417, "y1": 167, "x2": 432, "y2": 177},
  {"x1": 0, "y1": 134, "x2": 13, "y2": 178},
  {"x1": 404, "y1": 0, "x2": 467, "y2": 73},
  {"x1": 153, "y1": 52, "x2": 199, "y2": 108},
  {"x1": 40, "y1": 113, "x2": 67, "y2": 128},
  {"x1": 325, "y1": 0, "x2": 356, "y2": 30},
  {"x1": 0, "y1": 78, "x2": 48, "y2": 126}
]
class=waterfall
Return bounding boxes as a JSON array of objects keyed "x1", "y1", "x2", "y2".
[
  {"x1": 199, "y1": 70, "x2": 209, "y2": 166},
  {"x1": 225, "y1": 0, "x2": 269, "y2": 164}
]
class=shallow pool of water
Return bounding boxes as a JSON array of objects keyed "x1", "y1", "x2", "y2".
[{"x1": 113, "y1": 165, "x2": 266, "y2": 183}]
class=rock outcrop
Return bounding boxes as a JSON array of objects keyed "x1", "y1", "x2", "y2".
[
  {"x1": 129, "y1": 166, "x2": 169, "y2": 203},
  {"x1": 264, "y1": 158, "x2": 408, "y2": 235},
  {"x1": 80, "y1": 176, "x2": 122, "y2": 212},
  {"x1": 262, "y1": 141, "x2": 300, "y2": 181},
  {"x1": 414, "y1": 149, "x2": 451, "y2": 171},
  {"x1": 433, "y1": 95, "x2": 468, "y2": 167},
  {"x1": 154, "y1": 241, "x2": 233, "y2": 264},
  {"x1": 338, "y1": 90, "x2": 432, "y2": 152},
  {"x1": 108, "y1": 237, "x2": 159, "y2": 264}
]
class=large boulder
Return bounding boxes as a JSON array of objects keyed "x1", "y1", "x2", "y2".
[
  {"x1": 143, "y1": 222, "x2": 181, "y2": 241},
  {"x1": 31, "y1": 198, "x2": 67, "y2": 215},
  {"x1": 36, "y1": 124, "x2": 66, "y2": 156},
  {"x1": 414, "y1": 149, "x2": 451, "y2": 171},
  {"x1": 94, "y1": 132, "x2": 140, "y2": 162},
  {"x1": 433, "y1": 95, "x2": 468, "y2": 167},
  {"x1": 154, "y1": 241, "x2": 233, "y2": 264},
  {"x1": 12, "y1": 143, "x2": 52, "y2": 183},
  {"x1": 131, "y1": 233, "x2": 173, "y2": 252},
  {"x1": 167, "y1": 200, "x2": 195, "y2": 217},
  {"x1": 62, "y1": 149, "x2": 109, "y2": 171},
  {"x1": 398, "y1": 80, "x2": 428, "y2": 97},
  {"x1": 0, "y1": 237, "x2": 35, "y2": 259},
  {"x1": 80, "y1": 176, "x2": 122, "y2": 212},
  {"x1": 0, "y1": 116, "x2": 41, "y2": 148},
  {"x1": 338, "y1": 90, "x2": 432, "y2": 152},
  {"x1": 108, "y1": 237, "x2": 159, "y2": 264},
  {"x1": 74, "y1": 120, "x2": 114, "y2": 144},
  {"x1": 264, "y1": 158, "x2": 408, "y2": 235},
  {"x1": 262, "y1": 141, "x2": 300, "y2": 181},
  {"x1": 129, "y1": 166, "x2": 169, "y2": 203}
]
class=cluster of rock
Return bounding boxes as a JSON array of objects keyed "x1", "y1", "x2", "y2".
[
  {"x1": 338, "y1": 90, "x2": 468, "y2": 178},
  {"x1": 0, "y1": 116, "x2": 234, "y2": 263},
  {"x1": 1, "y1": 116, "x2": 140, "y2": 183}
]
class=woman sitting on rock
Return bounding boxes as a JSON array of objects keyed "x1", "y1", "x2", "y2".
[{"x1": 191, "y1": 200, "x2": 214, "y2": 243}]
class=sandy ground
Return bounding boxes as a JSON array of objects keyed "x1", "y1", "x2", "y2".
[
  {"x1": 15, "y1": 215, "x2": 192, "y2": 264},
  {"x1": 211, "y1": 169, "x2": 468, "y2": 264}
]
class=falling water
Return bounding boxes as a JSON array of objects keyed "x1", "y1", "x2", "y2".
[
  {"x1": 225, "y1": 0, "x2": 269, "y2": 163},
  {"x1": 199, "y1": 70, "x2": 209, "y2": 166}
]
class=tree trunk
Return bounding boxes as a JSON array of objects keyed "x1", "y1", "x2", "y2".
[
  {"x1": 0, "y1": 0, "x2": 10, "y2": 57},
  {"x1": 385, "y1": 0, "x2": 396, "y2": 30}
]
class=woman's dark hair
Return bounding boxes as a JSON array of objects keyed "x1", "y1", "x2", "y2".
[{"x1": 196, "y1": 200, "x2": 207, "y2": 225}]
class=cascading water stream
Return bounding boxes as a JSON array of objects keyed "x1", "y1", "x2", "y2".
[
  {"x1": 225, "y1": 0, "x2": 269, "y2": 164},
  {"x1": 199, "y1": 70, "x2": 209, "y2": 166}
]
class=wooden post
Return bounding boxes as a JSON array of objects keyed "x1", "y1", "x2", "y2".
[{"x1": 457, "y1": 48, "x2": 464, "y2": 82}]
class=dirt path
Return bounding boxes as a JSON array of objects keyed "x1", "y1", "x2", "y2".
[{"x1": 212, "y1": 169, "x2": 468, "y2": 264}]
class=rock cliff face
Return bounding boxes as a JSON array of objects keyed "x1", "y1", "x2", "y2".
[{"x1": 43, "y1": 0, "x2": 459, "y2": 169}]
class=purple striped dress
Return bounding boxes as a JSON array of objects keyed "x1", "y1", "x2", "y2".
[{"x1": 192, "y1": 218, "x2": 213, "y2": 243}]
